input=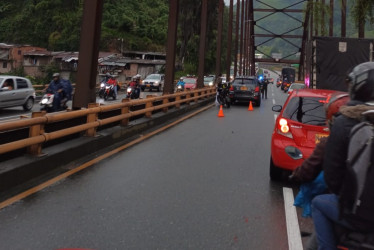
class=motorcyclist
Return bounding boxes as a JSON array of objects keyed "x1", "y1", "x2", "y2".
[
  {"x1": 107, "y1": 75, "x2": 118, "y2": 97},
  {"x1": 176, "y1": 77, "x2": 185, "y2": 91},
  {"x1": 128, "y1": 75, "x2": 140, "y2": 98},
  {"x1": 129, "y1": 75, "x2": 140, "y2": 87},
  {"x1": 45, "y1": 73, "x2": 66, "y2": 112},
  {"x1": 289, "y1": 93, "x2": 349, "y2": 250},
  {"x1": 312, "y1": 62, "x2": 374, "y2": 249},
  {"x1": 101, "y1": 72, "x2": 111, "y2": 83},
  {"x1": 216, "y1": 77, "x2": 230, "y2": 106}
]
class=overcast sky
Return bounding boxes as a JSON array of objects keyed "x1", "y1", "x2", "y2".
[{"x1": 224, "y1": 0, "x2": 237, "y2": 5}]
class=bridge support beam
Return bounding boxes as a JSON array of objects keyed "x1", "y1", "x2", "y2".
[
  {"x1": 73, "y1": 0, "x2": 104, "y2": 109},
  {"x1": 226, "y1": 0, "x2": 234, "y2": 82},
  {"x1": 164, "y1": 0, "x2": 179, "y2": 94},
  {"x1": 215, "y1": 0, "x2": 224, "y2": 80},
  {"x1": 197, "y1": 0, "x2": 208, "y2": 89}
]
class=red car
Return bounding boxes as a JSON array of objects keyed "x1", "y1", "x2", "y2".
[
  {"x1": 270, "y1": 89, "x2": 347, "y2": 181},
  {"x1": 184, "y1": 77, "x2": 197, "y2": 90}
]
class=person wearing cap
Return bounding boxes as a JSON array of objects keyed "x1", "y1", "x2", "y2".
[{"x1": 46, "y1": 73, "x2": 66, "y2": 111}]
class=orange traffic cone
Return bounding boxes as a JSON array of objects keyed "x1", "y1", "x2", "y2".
[
  {"x1": 218, "y1": 105, "x2": 224, "y2": 117},
  {"x1": 248, "y1": 101, "x2": 253, "y2": 111}
]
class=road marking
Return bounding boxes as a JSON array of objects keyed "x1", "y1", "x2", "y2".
[
  {"x1": 272, "y1": 99, "x2": 276, "y2": 105},
  {"x1": 0, "y1": 104, "x2": 215, "y2": 210},
  {"x1": 274, "y1": 114, "x2": 277, "y2": 122},
  {"x1": 283, "y1": 187, "x2": 303, "y2": 250}
]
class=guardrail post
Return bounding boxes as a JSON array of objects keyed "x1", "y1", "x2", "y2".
[
  {"x1": 186, "y1": 90, "x2": 191, "y2": 105},
  {"x1": 27, "y1": 111, "x2": 46, "y2": 156},
  {"x1": 162, "y1": 96, "x2": 169, "y2": 113},
  {"x1": 121, "y1": 99, "x2": 130, "y2": 126},
  {"x1": 85, "y1": 103, "x2": 99, "y2": 137},
  {"x1": 145, "y1": 95, "x2": 154, "y2": 118},
  {"x1": 175, "y1": 94, "x2": 181, "y2": 109}
]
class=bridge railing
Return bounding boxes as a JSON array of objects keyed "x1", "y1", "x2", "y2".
[{"x1": 0, "y1": 87, "x2": 215, "y2": 158}]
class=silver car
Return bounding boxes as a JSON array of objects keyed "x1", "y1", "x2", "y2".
[
  {"x1": 0, "y1": 76, "x2": 36, "y2": 111},
  {"x1": 141, "y1": 74, "x2": 165, "y2": 92}
]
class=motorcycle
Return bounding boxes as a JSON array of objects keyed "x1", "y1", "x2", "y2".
[
  {"x1": 40, "y1": 90, "x2": 68, "y2": 113},
  {"x1": 176, "y1": 84, "x2": 184, "y2": 92},
  {"x1": 126, "y1": 86, "x2": 140, "y2": 99},
  {"x1": 336, "y1": 226, "x2": 374, "y2": 250},
  {"x1": 216, "y1": 87, "x2": 231, "y2": 108},
  {"x1": 100, "y1": 83, "x2": 116, "y2": 100},
  {"x1": 98, "y1": 82, "x2": 106, "y2": 98}
]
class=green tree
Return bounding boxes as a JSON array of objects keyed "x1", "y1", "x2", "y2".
[{"x1": 351, "y1": 0, "x2": 374, "y2": 38}]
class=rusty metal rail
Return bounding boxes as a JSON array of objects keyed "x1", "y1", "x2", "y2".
[{"x1": 0, "y1": 87, "x2": 215, "y2": 156}]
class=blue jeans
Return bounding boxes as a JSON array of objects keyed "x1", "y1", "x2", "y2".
[{"x1": 311, "y1": 194, "x2": 352, "y2": 250}]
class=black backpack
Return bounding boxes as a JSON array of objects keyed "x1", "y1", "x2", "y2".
[{"x1": 340, "y1": 110, "x2": 374, "y2": 230}]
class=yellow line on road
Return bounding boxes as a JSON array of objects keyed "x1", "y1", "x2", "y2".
[{"x1": 0, "y1": 104, "x2": 214, "y2": 210}]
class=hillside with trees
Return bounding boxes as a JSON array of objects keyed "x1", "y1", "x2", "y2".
[
  {"x1": 0, "y1": 0, "x2": 226, "y2": 75},
  {"x1": 0, "y1": 0, "x2": 373, "y2": 75}
]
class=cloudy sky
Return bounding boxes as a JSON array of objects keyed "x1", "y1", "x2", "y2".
[{"x1": 224, "y1": 0, "x2": 237, "y2": 5}]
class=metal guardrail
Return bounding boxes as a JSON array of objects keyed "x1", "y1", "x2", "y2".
[{"x1": 0, "y1": 87, "x2": 215, "y2": 157}]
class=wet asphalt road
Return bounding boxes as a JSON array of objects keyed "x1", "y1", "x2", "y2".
[{"x1": 0, "y1": 80, "x2": 312, "y2": 249}]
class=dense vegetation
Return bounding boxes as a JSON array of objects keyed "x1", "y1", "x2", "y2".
[
  {"x1": 0, "y1": 0, "x2": 372, "y2": 76},
  {"x1": 0, "y1": 0, "x2": 226, "y2": 76}
]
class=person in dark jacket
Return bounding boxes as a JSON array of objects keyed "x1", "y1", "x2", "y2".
[
  {"x1": 261, "y1": 75, "x2": 269, "y2": 99},
  {"x1": 46, "y1": 73, "x2": 66, "y2": 111},
  {"x1": 312, "y1": 62, "x2": 374, "y2": 249}
]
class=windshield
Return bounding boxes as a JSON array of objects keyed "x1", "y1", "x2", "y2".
[
  {"x1": 145, "y1": 74, "x2": 161, "y2": 80},
  {"x1": 0, "y1": 77, "x2": 4, "y2": 85},
  {"x1": 290, "y1": 84, "x2": 305, "y2": 90},
  {"x1": 184, "y1": 78, "x2": 196, "y2": 84},
  {"x1": 204, "y1": 77, "x2": 214, "y2": 82},
  {"x1": 282, "y1": 97, "x2": 326, "y2": 126}
]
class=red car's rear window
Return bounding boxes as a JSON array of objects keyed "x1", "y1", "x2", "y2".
[{"x1": 282, "y1": 96, "x2": 327, "y2": 126}]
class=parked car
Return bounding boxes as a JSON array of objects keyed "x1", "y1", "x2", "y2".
[
  {"x1": 270, "y1": 89, "x2": 346, "y2": 181},
  {"x1": 229, "y1": 76, "x2": 261, "y2": 106},
  {"x1": 140, "y1": 73, "x2": 165, "y2": 92},
  {"x1": 203, "y1": 75, "x2": 215, "y2": 87},
  {"x1": 287, "y1": 82, "x2": 306, "y2": 95},
  {"x1": 0, "y1": 76, "x2": 36, "y2": 111},
  {"x1": 184, "y1": 77, "x2": 197, "y2": 90}
]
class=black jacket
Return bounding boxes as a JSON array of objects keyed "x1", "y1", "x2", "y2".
[
  {"x1": 323, "y1": 101, "x2": 374, "y2": 194},
  {"x1": 323, "y1": 101, "x2": 374, "y2": 231}
]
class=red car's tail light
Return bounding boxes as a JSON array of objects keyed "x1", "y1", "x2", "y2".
[
  {"x1": 255, "y1": 86, "x2": 260, "y2": 92},
  {"x1": 277, "y1": 118, "x2": 293, "y2": 138},
  {"x1": 229, "y1": 86, "x2": 234, "y2": 91},
  {"x1": 279, "y1": 118, "x2": 289, "y2": 133}
]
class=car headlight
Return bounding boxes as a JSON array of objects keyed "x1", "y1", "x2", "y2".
[
  {"x1": 154, "y1": 81, "x2": 159, "y2": 85},
  {"x1": 285, "y1": 146, "x2": 303, "y2": 160},
  {"x1": 209, "y1": 81, "x2": 213, "y2": 86}
]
